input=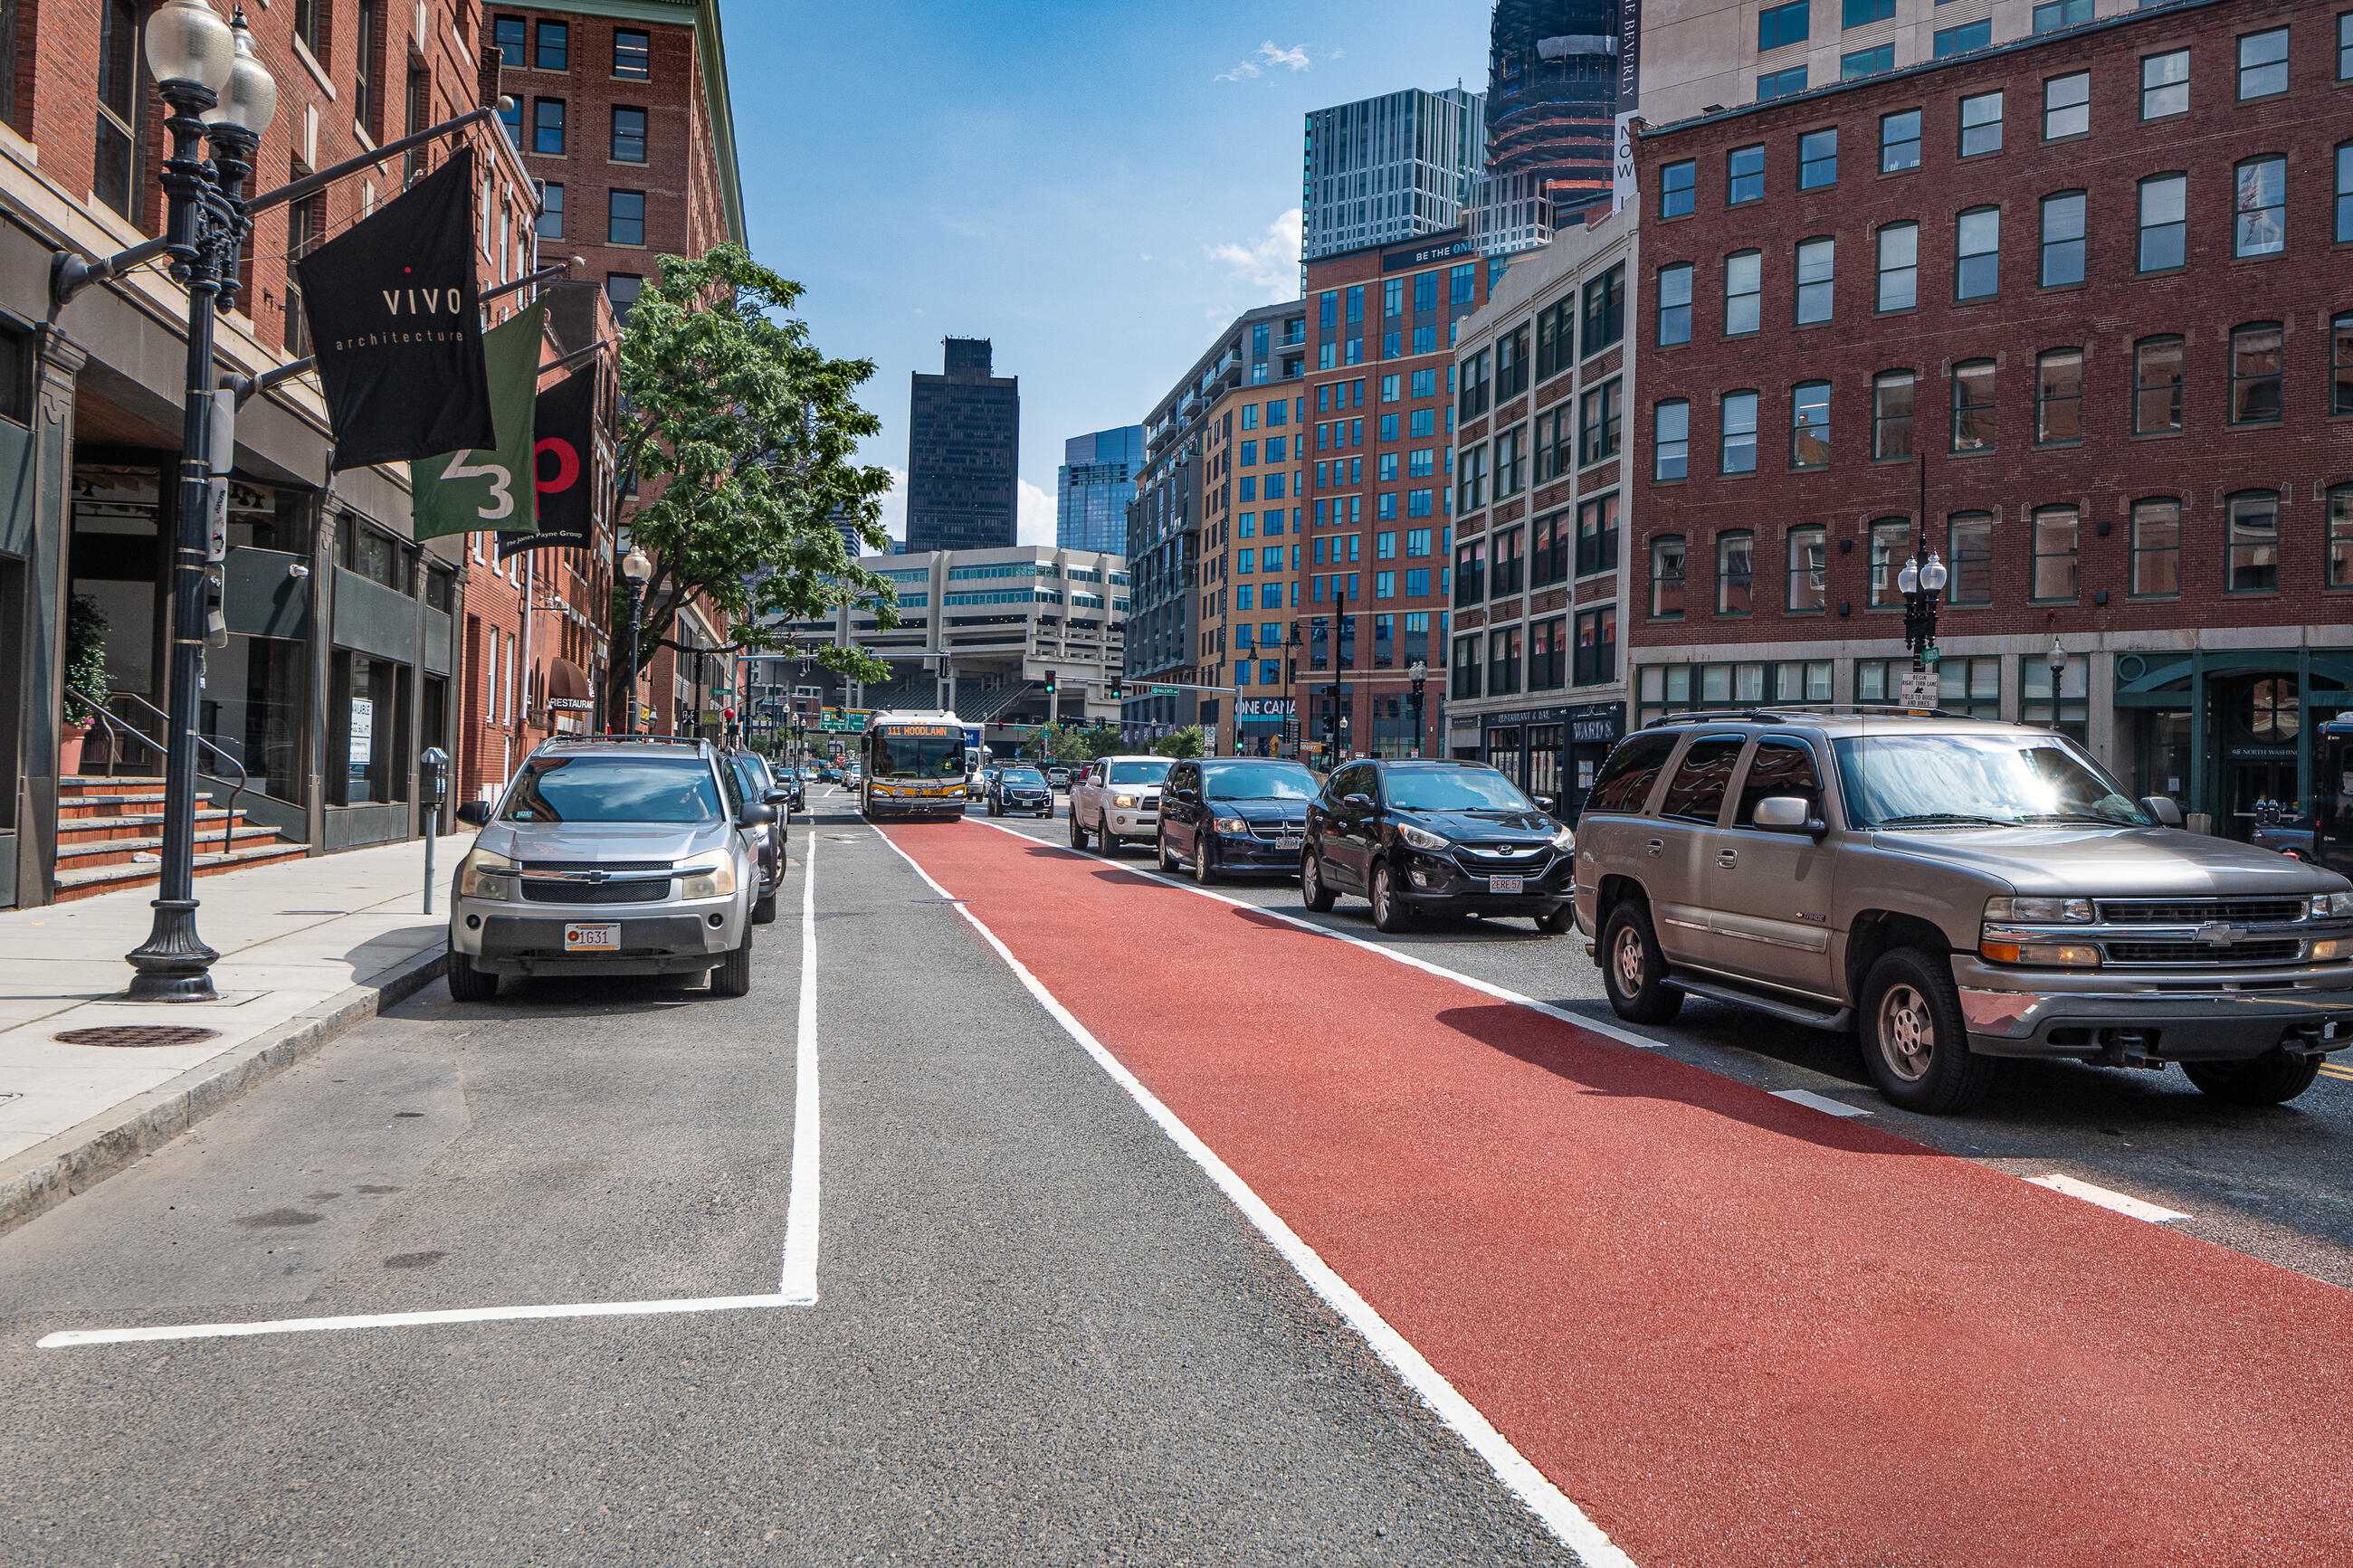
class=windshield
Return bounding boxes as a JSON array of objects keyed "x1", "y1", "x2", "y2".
[
  {"x1": 1001, "y1": 767, "x2": 1045, "y2": 784},
  {"x1": 1201, "y1": 761, "x2": 1319, "y2": 802},
  {"x1": 1834, "y1": 733, "x2": 2153, "y2": 829},
  {"x1": 1383, "y1": 767, "x2": 1540, "y2": 813},
  {"x1": 501, "y1": 756, "x2": 723, "y2": 825},
  {"x1": 1107, "y1": 760, "x2": 1173, "y2": 785},
  {"x1": 872, "y1": 734, "x2": 965, "y2": 780}
]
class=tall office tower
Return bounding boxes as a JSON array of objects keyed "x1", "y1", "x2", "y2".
[
  {"x1": 1473, "y1": 0, "x2": 1622, "y2": 254},
  {"x1": 1300, "y1": 89, "x2": 1485, "y2": 264},
  {"x1": 906, "y1": 338, "x2": 1020, "y2": 554},
  {"x1": 1056, "y1": 426, "x2": 1146, "y2": 553}
]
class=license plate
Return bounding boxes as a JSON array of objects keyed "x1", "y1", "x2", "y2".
[
  {"x1": 1488, "y1": 876, "x2": 1524, "y2": 895},
  {"x1": 1277, "y1": 834, "x2": 1302, "y2": 848},
  {"x1": 564, "y1": 923, "x2": 620, "y2": 952}
]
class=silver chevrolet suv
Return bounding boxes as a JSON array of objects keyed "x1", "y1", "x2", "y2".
[
  {"x1": 446, "y1": 736, "x2": 775, "y2": 1003},
  {"x1": 1574, "y1": 710, "x2": 2353, "y2": 1114}
]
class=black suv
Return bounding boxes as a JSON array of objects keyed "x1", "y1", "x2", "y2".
[
  {"x1": 1157, "y1": 757, "x2": 1319, "y2": 882},
  {"x1": 1300, "y1": 759, "x2": 1576, "y2": 933},
  {"x1": 987, "y1": 763, "x2": 1054, "y2": 817}
]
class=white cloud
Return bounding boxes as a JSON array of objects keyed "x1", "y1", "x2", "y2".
[
  {"x1": 1017, "y1": 480, "x2": 1057, "y2": 546},
  {"x1": 875, "y1": 466, "x2": 908, "y2": 546},
  {"x1": 1206, "y1": 209, "x2": 1303, "y2": 299},
  {"x1": 1215, "y1": 41, "x2": 1317, "y2": 81}
]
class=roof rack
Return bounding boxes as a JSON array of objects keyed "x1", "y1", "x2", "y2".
[
  {"x1": 1641, "y1": 704, "x2": 1975, "y2": 728},
  {"x1": 530, "y1": 733, "x2": 711, "y2": 750}
]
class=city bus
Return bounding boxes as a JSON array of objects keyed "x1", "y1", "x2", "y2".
[{"x1": 860, "y1": 709, "x2": 970, "y2": 820}]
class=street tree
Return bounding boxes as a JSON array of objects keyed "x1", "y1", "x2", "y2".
[
  {"x1": 605, "y1": 244, "x2": 898, "y2": 719},
  {"x1": 1151, "y1": 727, "x2": 1206, "y2": 760}
]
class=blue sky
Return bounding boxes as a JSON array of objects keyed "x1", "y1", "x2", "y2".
[{"x1": 736, "y1": 1, "x2": 1491, "y2": 545}]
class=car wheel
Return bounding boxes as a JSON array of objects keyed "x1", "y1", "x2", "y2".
[
  {"x1": 1158, "y1": 830, "x2": 1179, "y2": 873},
  {"x1": 1194, "y1": 834, "x2": 1219, "y2": 885},
  {"x1": 1068, "y1": 806, "x2": 1089, "y2": 851},
  {"x1": 2182, "y1": 1050, "x2": 2322, "y2": 1106},
  {"x1": 1301, "y1": 849, "x2": 1337, "y2": 912},
  {"x1": 1600, "y1": 903, "x2": 1682, "y2": 1025},
  {"x1": 710, "y1": 927, "x2": 754, "y2": 999},
  {"x1": 1535, "y1": 904, "x2": 1575, "y2": 935},
  {"x1": 751, "y1": 890, "x2": 777, "y2": 926},
  {"x1": 1859, "y1": 948, "x2": 1997, "y2": 1115},
  {"x1": 987, "y1": 798, "x2": 999, "y2": 817},
  {"x1": 445, "y1": 944, "x2": 499, "y2": 1003},
  {"x1": 1370, "y1": 860, "x2": 1412, "y2": 933}
]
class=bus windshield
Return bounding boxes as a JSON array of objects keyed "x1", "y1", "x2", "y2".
[{"x1": 872, "y1": 733, "x2": 966, "y2": 780}]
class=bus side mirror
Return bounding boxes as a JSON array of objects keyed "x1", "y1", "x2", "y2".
[{"x1": 2142, "y1": 796, "x2": 2185, "y2": 828}]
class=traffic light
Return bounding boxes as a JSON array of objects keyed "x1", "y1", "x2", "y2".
[
  {"x1": 1107, "y1": 675, "x2": 1124, "y2": 702},
  {"x1": 1043, "y1": 670, "x2": 1056, "y2": 696}
]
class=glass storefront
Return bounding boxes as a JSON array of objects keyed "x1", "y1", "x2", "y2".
[{"x1": 2118, "y1": 653, "x2": 2352, "y2": 840}]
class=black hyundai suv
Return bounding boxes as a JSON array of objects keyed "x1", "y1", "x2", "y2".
[{"x1": 1300, "y1": 759, "x2": 1576, "y2": 934}]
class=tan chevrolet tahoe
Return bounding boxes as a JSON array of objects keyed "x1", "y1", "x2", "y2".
[{"x1": 1573, "y1": 710, "x2": 2353, "y2": 1114}]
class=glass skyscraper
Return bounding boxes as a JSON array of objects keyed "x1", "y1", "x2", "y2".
[
  {"x1": 1055, "y1": 425, "x2": 1144, "y2": 554},
  {"x1": 1300, "y1": 88, "x2": 1486, "y2": 263}
]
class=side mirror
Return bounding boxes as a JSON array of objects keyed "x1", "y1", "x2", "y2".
[
  {"x1": 1533, "y1": 794, "x2": 1556, "y2": 813},
  {"x1": 1343, "y1": 793, "x2": 1374, "y2": 811},
  {"x1": 738, "y1": 803, "x2": 777, "y2": 828},
  {"x1": 454, "y1": 800, "x2": 491, "y2": 828},
  {"x1": 763, "y1": 788, "x2": 794, "y2": 806},
  {"x1": 2142, "y1": 795, "x2": 2185, "y2": 828},
  {"x1": 1753, "y1": 795, "x2": 1828, "y2": 836}
]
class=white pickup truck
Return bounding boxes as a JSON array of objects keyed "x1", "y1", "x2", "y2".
[{"x1": 1068, "y1": 755, "x2": 1176, "y2": 854}]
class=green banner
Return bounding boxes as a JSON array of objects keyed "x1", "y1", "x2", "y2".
[{"x1": 411, "y1": 303, "x2": 545, "y2": 542}]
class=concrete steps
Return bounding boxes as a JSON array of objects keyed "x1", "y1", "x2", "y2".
[{"x1": 53, "y1": 774, "x2": 305, "y2": 902}]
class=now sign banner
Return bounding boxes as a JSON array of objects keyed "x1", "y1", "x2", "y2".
[{"x1": 412, "y1": 304, "x2": 544, "y2": 544}]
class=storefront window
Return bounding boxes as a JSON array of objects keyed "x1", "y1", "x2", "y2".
[
  {"x1": 332, "y1": 651, "x2": 410, "y2": 805},
  {"x1": 2020, "y1": 653, "x2": 2089, "y2": 741}
]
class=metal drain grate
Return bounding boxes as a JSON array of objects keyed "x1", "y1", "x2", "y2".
[{"x1": 55, "y1": 1025, "x2": 223, "y2": 1049}]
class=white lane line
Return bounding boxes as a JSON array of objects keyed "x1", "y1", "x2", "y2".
[
  {"x1": 872, "y1": 824, "x2": 1637, "y2": 1568},
  {"x1": 42, "y1": 832, "x2": 831, "y2": 1350},
  {"x1": 2024, "y1": 1174, "x2": 2189, "y2": 1224},
  {"x1": 1768, "y1": 1088, "x2": 1873, "y2": 1118}
]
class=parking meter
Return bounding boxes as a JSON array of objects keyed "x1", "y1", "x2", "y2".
[{"x1": 420, "y1": 746, "x2": 451, "y2": 913}]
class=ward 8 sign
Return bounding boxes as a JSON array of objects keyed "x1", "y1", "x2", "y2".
[{"x1": 413, "y1": 304, "x2": 545, "y2": 543}]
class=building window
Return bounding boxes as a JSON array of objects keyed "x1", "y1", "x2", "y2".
[
  {"x1": 1844, "y1": 0, "x2": 1896, "y2": 22},
  {"x1": 2226, "y1": 491, "x2": 2280, "y2": 592},
  {"x1": 1960, "y1": 92, "x2": 2004, "y2": 157},
  {"x1": 538, "y1": 181, "x2": 565, "y2": 239},
  {"x1": 2335, "y1": 311, "x2": 2353, "y2": 414},
  {"x1": 2040, "y1": 191, "x2": 2086, "y2": 286},
  {"x1": 1937, "y1": 21, "x2": 1993, "y2": 58},
  {"x1": 1760, "y1": 0, "x2": 1811, "y2": 51},
  {"x1": 1721, "y1": 391, "x2": 1759, "y2": 474},
  {"x1": 2138, "y1": 174, "x2": 2186, "y2": 271},
  {"x1": 1728, "y1": 145, "x2": 1766, "y2": 204},
  {"x1": 2131, "y1": 498, "x2": 2181, "y2": 595},
  {"x1": 1843, "y1": 46, "x2": 1894, "y2": 80},
  {"x1": 1759, "y1": 66, "x2": 1808, "y2": 101},
  {"x1": 1877, "y1": 222, "x2": 1918, "y2": 310},
  {"x1": 1453, "y1": 636, "x2": 1482, "y2": 699},
  {"x1": 2019, "y1": 653, "x2": 2089, "y2": 740},
  {"x1": 2134, "y1": 336, "x2": 2185, "y2": 433},
  {"x1": 1951, "y1": 360, "x2": 1996, "y2": 451},
  {"x1": 1791, "y1": 380, "x2": 1831, "y2": 468},
  {"x1": 1799, "y1": 127, "x2": 1837, "y2": 188},
  {"x1": 1657, "y1": 263, "x2": 1692, "y2": 345},
  {"x1": 1579, "y1": 381, "x2": 1622, "y2": 465},
  {"x1": 535, "y1": 19, "x2": 568, "y2": 70},
  {"x1": 1581, "y1": 265, "x2": 1624, "y2": 352},
  {"x1": 1717, "y1": 532, "x2": 1755, "y2": 615},
  {"x1": 1532, "y1": 510, "x2": 1567, "y2": 584},
  {"x1": 533, "y1": 98, "x2": 567, "y2": 155},
  {"x1": 1881, "y1": 109, "x2": 1921, "y2": 173},
  {"x1": 2238, "y1": 27, "x2": 2290, "y2": 100},
  {"x1": 2035, "y1": 350, "x2": 2084, "y2": 444},
  {"x1": 1454, "y1": 538, "x2": 1486, "y2": 605},
  {"x1": 608, "y1": 189, "x2": 646, "y2": 246},
  {"x1": 1662, "y1": 159, "x2": 1696, "y2": 217},
  {"x1": 1725, "y1": 251, "x2": 1762, "y2": 335},
  {"x1": 1872, "y1": 371, "x2": 1915, "y2": 459},
  {"x1": 1535, "y1": 299, "x2": 1576, "y2": 379},
  {"x1": 1947, "y1": 512, "x2": 1994, "y2": 604},
  {"x1": 285, "y1": 193, "x2": 322, "y2": 354},
  {"x1": 1460, "y1": 349, "x2": 1491, "y2": 420},
  {"x1": 2343, "y1": 13, "x2": 2353, "y2": 80},
  {"x1": 1796, "y1": 237, "x2": 1834, "y2": 324},
  {"x1": 2142, "y1": 49, "x2": 2190, "y2": 119},
  {"x1": 494, "y1": 14, "x2": 527, "y2": 66},
  {"x1": 1577, "y1": 495, "x2": 1620, "y2": 576},
  {"x1": 613, "y1": 106, "x2": 648, "y2": 163},
  {"x1": 1787, "y1": 525, "x2": 1827, "y2": 612},
  {"x1": 2231, "y1": 323, "x2": 2283, "y2": 423},
  {"x1": 1869, "y1": 518, "x2": 1912, "y2": 607},
  {"x1": 1495, "y1": 327, "x2": 1529, "y2": 400},
  {"x1": 94, "y1": 0, "x2": 139, "y2": 219},
  {"x1": 1573, "y1": 608, "x2": 1617, "y2": 686},
  {"x1": 356, "y1": 0, "x2": 378, "y2": 132},
  {"x1": 2035, "y1": 74, "x2": 2090, "y2": 147},
  {"x1": 1651, "y1": 536, "x2": 1686, "y2": 618},
  {"x1": 1955, "y1": 207, "x2": 2000, "y2": 299},
  {"x1": 2339, "y1": 142, "x2": 2353, "y2": 242},
  {"x1": 2033, "y1": 0, "x2": 2092, "y2": 33},
  {"x1": 2234, "y1": 157, "x2": 2285, "y2": 257},
  {"x1": 2329, "y1": 486, "x2": 2353, "y2": 586},
  {"x1": 615, "y1": 30, "x2": 652, "y2": 80},
  {"x1": 1489, "y1": 628, "x2": 1522, "y2": 696},
  {"x1": 606, "y1": 273, "x2": 643, "y2": 320},
  {"x1": 1654, "y1": 401, "x2": 1690, "y2": 480},
  {"x1": 2032, "y1": 507, "x2": 2079, "y2": 600}
]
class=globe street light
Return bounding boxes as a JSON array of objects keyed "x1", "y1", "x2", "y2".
[
  {"x1": 620, "y1": 546, "x2": 653, "y2": 735},
  {"x1": 1900, "y1": 548, "x2": 1947, "y2": 673}
]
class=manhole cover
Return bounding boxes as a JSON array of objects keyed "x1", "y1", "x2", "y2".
[{"x1": 54, "y1": 1025, "x2": 223, "y2": 1049}]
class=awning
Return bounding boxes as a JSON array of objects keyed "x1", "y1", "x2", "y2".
[{"x1": 547, "y1": 657, "x2": 595, "y2": 712}]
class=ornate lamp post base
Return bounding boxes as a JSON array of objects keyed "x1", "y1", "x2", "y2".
[{"x1": 126, "y1": 898, "x2": 224, "y2": 1002}]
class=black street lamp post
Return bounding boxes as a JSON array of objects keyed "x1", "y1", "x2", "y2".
[
  {"x1": 1900, "y1": 451, "x2": 1948, "y2": 679},
  {"x1": 1408, "y1": 660, "x2": 1427, "y2": 760},
  {"x1": 620, "y1": 546, "x2": 653, "y2": 734},
  {"x1": 124, "y1": 2, "x2": 276, "y2": 1003}
]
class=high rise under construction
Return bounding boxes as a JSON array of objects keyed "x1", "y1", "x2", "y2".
[{"x1": 1476, "y1": 0, "x2": 1622, "y2": 253}]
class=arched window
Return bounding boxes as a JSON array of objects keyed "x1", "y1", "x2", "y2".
[
  {"x1": 1791, "y1": 380, "x2": 1831, "y2": 467},
  {"x1": 1955, "y1": 206, "x2": 2000, "y2": 299},
  {"x1": 1950, "y1": 360, "x2": 1996, "y2": 451}
]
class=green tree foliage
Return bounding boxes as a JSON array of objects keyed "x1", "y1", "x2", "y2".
[
  {"x1": 607, "y1": 244, "x2": 898, "y2": 717},
  {"x1": 62, "y1": 594, "x2": 110, "y2": 727},
  {"x1": 1151, "y1": 727, "x2": 1206, "y2": 759}
]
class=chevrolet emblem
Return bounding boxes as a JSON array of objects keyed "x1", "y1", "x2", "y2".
[{"x1": 2196, "y1": 922, "x2": 2247, "y2": 946}]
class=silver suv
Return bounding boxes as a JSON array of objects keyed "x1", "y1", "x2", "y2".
[
  {"x1": 1068, "y1": 755, "x2": 1174, "y2": 854},
  {"x1": 447, "y1": 736, "x2": 775, "y2": 1002},
  {"x1": 1574, "y1": 711, "x2": 2353, "y2": 1114}
]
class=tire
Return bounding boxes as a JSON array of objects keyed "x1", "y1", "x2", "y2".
[
  {"x1": 1194, "y1": 834, "x2": 1218, "y2": 885},
  {"x1": 1158, "y1": 830, "x2": 1179, "y2": 873},
  {"x1": 1069, "y1": 805, "x2": 1089, "y2": 851},
  {"x1": 987, "y1": 798, "x2": 1000, "y2": 817},
  {"x1": 1600, "y1": 903, "x2": 1682, "y2": 1025},
  {"x1": 1535, "y1": 904, "x2": 1575, "y2": 935},
  {"x1": 1301, "y1": 849, "x2": 1337, "y2": 912},
  {"x1": 2182, "y1": 1050, "x2": 2322, "y2": 1106},
  {"x1": 1369, "y1": 860, "x2": 1412, "y2": 933},
  {"x1": 751, "y1": 890, "x2": 777, "y2": 926},
  {"x1": 710, "y1": 927, "x2": 753, "y2": 999},
  {"x1": 1859, "y1": 948, "x2": 1998, "y2": 1115},
  {"x1": 445, "y1": 944, "x2": 499, "y2": 1003}
]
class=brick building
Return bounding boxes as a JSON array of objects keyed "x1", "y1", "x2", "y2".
[{"x1": 1628, "y1": 0, "x2": 2353, "y2": 837}]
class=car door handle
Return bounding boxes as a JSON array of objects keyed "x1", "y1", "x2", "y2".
[
  {"x1": 1717, "y1": 849, "x2": 1739, "y2": 869},
  {"x1": 1645, "y1": 838, "x2": 1664, "y2": 857}
]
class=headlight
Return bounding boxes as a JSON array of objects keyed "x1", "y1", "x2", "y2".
[
  {"x1": 2310, "y1": 938, "x2": 2348, "y2": 961},
  {"x1": 1112, "y1": 794, "x2": 1137, "y2": 808},
  {"x1": 456, "y1": 847, "x2": 518, "y2": 900},
  {"x1": 677, "y1": 850, "x2": 738, "y2": 900},
  {"x1": 1215, "y1": 816, "x2": 1248, "y2": 834},
  {"x1": 1984, "y1": 896, "x2": 2093, "y2": 923},
  {"x1": 1979, "y1": 939, "x2": 2101, "y2": 966},
  {"x1": 2309, "y1": 892, "x2": 2353, "y2": 918},
  {"x1": 1550, "y1": 824, "x2": 1577, "y2": 851},
  {"x1": 1397, "y1": 822, "x2": 1451, "y2": 851}
]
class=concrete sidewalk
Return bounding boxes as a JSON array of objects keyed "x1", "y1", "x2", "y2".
[{"x1": 0, "y1": 832, "x2": 471, "y2": 1236}]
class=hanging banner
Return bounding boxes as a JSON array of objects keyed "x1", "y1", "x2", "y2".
[
  {"x1": 497, "y1": 363, "x2": 597, "y2": 558},
  {"x1": 413, "y1": 303, "x2": 544, "y2": 543},
  {"x1": 295, "y1": 147, "x2": 495, "y2": 470},
  {"x1": 1612, "y1": 2, "x2": 1644, "y2": 213}
]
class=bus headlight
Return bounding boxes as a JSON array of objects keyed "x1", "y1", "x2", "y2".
[
  {"x1": 678, "y1": 851, "x2": 738, "y2": 900},
  {"x1": 455, "y1": 847, "x2": 518, "y2": 900}
]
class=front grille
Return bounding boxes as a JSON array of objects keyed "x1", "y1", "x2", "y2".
[
  {"x1": 521, "y1": 860, "x2": 671, "y2": 873},
  {"x1": 2097, "y1": 898, "x2": 2306, "y2": 925},
  {"x1": 2103, "y1": 938, "x2": 2301, "y2": 966},
  {"x1": 521, "y1": 879, "x2": 672, "y2": 905},
  {"x1": 1249, "y1": 822, "x2": 1306, "y2": 841},
  {"x1": 1453, "y1": 844, "x2": 1553, "y2": 874}
]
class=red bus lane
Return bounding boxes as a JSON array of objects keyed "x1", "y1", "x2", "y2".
[{"x1": 881, "y1": 819, "x2": 2353, "y2": 1568}]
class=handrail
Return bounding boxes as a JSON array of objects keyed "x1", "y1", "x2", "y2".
[{"x1": 65, "y1": 685, "x2": 252, "y2": 851}]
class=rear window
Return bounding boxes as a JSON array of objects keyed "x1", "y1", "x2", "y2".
[
  {"x1": 1586, "y1": 732, "x2": 1680, "y2": 814},
  {"x1": 502, "y1": 756, "x2": 722, "y2": 824}
]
